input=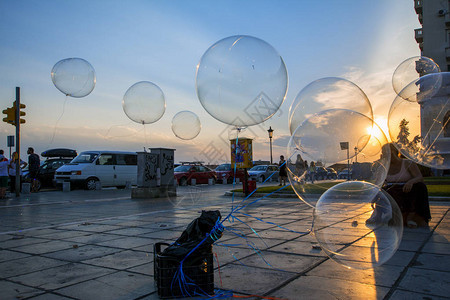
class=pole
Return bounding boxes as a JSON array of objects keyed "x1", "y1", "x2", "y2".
[
  {"x1": 15, "y1": 87, "x2": 20, "y2": 196},
  {"x1": 347, "y1": 147, "x2": 350, "y2": 181},
  {"x1": 269, "y1": 137, "x2": 273, "y2": 165}
]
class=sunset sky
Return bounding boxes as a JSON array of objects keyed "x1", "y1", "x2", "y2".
[{"x1": 0, "y1": 0, "x2": 421, "y2": 164}]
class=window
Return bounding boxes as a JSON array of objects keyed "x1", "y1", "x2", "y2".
[
  {"x1": 98, "y1": 154, "x2": 114, "y2": 165},
  {"x1": 116, "y1": 154, "x2": 137, "y2": 165},
  {"x1": 72, "y1": 152, "x2": 98, "y2": 163}
]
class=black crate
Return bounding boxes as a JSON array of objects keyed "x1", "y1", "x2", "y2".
[{"x1": 154, "y1": 242, "x2": 214, "y2": 298}]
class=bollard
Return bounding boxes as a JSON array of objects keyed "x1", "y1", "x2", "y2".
[
  {"x1": 208, "y1": 178, "x2": 213, "y2": 185},
  {"x1": 235, "y1": 178, "x2": 240, "y2": 184},
  {"x1": 22, "y1": 183, "x2": 31, "y2": 194},
  {"x1": 191, "y1": 178, "x2": 196, "y2": 185},
  {"x1": 259, "y1": 177, "x2": 264, "y2": 183},
  {"x1": 222, "y1": 178, "x2": 227, "y2": 185},
  {"x1": 125, "y1": 181, "x2": 132, "y2": 189},
  {"x1": 63, "y1": 182, "x2": 71, "y2": 192}
]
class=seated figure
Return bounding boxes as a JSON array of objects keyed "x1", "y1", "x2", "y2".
[{"x1": 381, "y1": 143, "x2": 431, "y2": 228}]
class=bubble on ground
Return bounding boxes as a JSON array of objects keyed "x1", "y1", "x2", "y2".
[{"x1": 313, "y1": 181, "x2": 403, "y2": 269}]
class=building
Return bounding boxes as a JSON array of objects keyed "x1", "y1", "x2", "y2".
[
  {"x1": 414, "y1": 0, "x2": 450, "y2": 173},
  {"x1": 414, "y1": 0, "x2": 450, "y2": 71}
]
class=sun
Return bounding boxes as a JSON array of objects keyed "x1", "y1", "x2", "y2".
[{"x1": 366, "y1": 117, "x2": 391, "y2": 142}]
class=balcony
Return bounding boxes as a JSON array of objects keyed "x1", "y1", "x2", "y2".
[
  {"x1": 415, "y1": 0, "x2": 423, "y2": 14},
  {"x1": 415, "y1": 28, "x2": 423, "y2": 43}
]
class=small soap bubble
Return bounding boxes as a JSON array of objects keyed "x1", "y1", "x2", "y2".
[
  {"x1": 171, "y1": 111, "x2": 201, "y2": 140},
  {"x1": 51, "y1": 58, "x2": 96, "y2": 98},
  {"x1": 122, "y1": 81, "x2": 166, "y2": 124}
]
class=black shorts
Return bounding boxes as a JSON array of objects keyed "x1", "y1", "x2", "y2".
[{"x1": 29, "y1": 170, "x2": 39, "y2": 179}]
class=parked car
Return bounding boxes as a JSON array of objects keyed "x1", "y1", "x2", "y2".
[
  {"x1": 315, "y1": 166, "x2": 328, "y2": 180},
  {"x1": 23, "y1": 148, "x2": 77, "y2": 190},
  {"x1": 54, "y1": 151, "x2": 137, "y2": 190},
  {"x1": 338, "y1": 169, "x2": 352, "y2": 180},
  {"x1": 174, "y1": 162, "x2": 217, "y2": 186},
  {"x1": 248, "y1": 165, "x2": 279, "y2": 182},
  {"x1": 214, "y1": 163, "x2": 246, "y2": 184},
  {"x1": 326, "y1": 167, "x2": 338, "y2": 180}
]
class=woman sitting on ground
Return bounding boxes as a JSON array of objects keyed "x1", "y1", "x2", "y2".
[{"x1": 383, "y1": 143, "x2": 431, "y2": 228}]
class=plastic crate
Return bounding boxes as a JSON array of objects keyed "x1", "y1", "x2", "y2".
[{"x1": 154, "y1": 242, "x2": 214, "y2": 298}]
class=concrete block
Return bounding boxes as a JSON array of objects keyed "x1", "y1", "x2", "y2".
[
  {"x1": 63, "y1": 182, "x2": 70, "y2": 192},
  {"x1": 22, "y1": 183, "x2": 30, "y2": 194}
]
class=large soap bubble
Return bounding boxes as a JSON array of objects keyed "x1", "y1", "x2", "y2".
[
  {"x1": 51, "y1": 58, "x2": 96, "y2": 98},
  {"x1": 392, "y1": 56, "x2": 440, "y2": 97},
  {"x1": 287, "y1": 109, "x2": 390, "y2": 207},
  {"x1": 388, "y1": 72, "x2": 450, "y2": 169},
  {"x1": 313, "y1": 181, "x2": 403, "y2": 269},
  {"x1": 288, "y1": 77, "x2": 373, "y2": 135},
  {"x1": 122, "y1": 81, "x2": 166, "y2": 124},
  {"x1": 196, "y1": 35, "x2": 288, "y2": 127},
  {"x1": 171, "y1": 111, "x2": 201, "y2": 140}
]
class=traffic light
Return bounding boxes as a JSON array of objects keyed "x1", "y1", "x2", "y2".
[
  {"x1": 13, "y1": 101, "x2": 26, "y2": 125},
  {"x1": 2, "y1": 107, "x2": 16, "y2": 125},
  {"x1": 2, "y1": 102, "x2": 26, "y2": 126}
]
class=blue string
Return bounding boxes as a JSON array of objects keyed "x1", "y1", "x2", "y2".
[{"x1": 168, "y1": 158, "x2": 302, "y2": 298}]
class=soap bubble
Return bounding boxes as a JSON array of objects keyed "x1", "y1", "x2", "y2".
[
  {"x1": 393, "y1": 71, "x2": 443, "y2": 103},
  {"x1": 51, "y1": 58, "x2": 96, "y2": 98},
  {"x1": 392, "y1": 56, "x2": 440, "y2": 97},
  {"x1": 196, "y1": 35, "x2": 288, "y2": 127},
  {"x1": 287, "y1": 109, "x2": 390, "y2": 207},
  {"x1": 171, "y1": 111, "x2": 201, "y2": 140},
  {"x1": 388, "y1": 72, "x2": 450, "y2": 169},
  {"x1": 313, "y1": 181, "x2": 403, "y2": 269},
  {"x1": 288, "y1": 77, "x2": 373, "y2": 135},
  {"x1": 122, "y1": 81, "x2": 166, "y2": 124}
]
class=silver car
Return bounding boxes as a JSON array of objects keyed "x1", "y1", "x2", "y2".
[{"x1": 248, "y1": 165, "x2": 279, "y2": 182}]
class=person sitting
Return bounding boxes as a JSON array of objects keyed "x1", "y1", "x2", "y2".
[{"x1": 382, "y1": 143, "x2": 431, "y2": 228}]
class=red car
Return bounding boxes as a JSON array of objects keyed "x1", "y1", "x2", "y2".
[
  {"x1": 214, "y1": 163, "x2": 247, "y2": 184},
  {"x1": 174, "y1": 163, "x2": 217, "y2": 186}
]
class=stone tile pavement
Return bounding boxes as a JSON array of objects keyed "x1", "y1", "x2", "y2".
[{"x1": 0, "y1": 188, "x2": 448, "y2": 299}]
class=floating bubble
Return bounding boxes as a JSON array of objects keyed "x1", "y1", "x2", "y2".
[
  {"x1": 287, "y1": 109, "x2": 390, "y2": 207},
  {"x1": 392, "y1": 56, "x2": 440, "y2": 97},
  {"x1": 171, "y1": 111, "x2": 201, "y2": 140},
  {"x1": 288, "y1": 77, "x2": 373, "y2": 135},
  {"x1": 51, "y1": 58, "x2": 96, "y2": 98},
  {"x1": 313, "y1": 181, "x2": 403, "y2": 269},
  {"x1": 122, "y1": 81, "x2": 166, "y2": 124},
  {"x1": 196, "y1": 35, "x2": 288, "y2": 127},
  {"x1": 388, "y1": 72, "x2": 450, "y2": 169},
  {"x1": 393, "y1": 72, "x2": 443, "y2": 103}
]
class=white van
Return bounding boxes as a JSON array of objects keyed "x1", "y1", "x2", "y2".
[{"x1": 54, "y1": 151, "x2": 137, "y2": 190}]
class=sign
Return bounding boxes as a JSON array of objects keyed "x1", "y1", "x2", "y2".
[
  {"x1": 230, "y1": 138, "x2": 253, "y2": 169},
  {"x1": 340, "y1": 142, "x2": 349, "y2": 150},
  {"x1": 7, "y1": 135, "x2": 14, "y2": 147}
]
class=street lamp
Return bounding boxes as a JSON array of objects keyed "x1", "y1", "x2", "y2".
[
  {"x1": 268, "y1": 126, "x2": 274, "y2": 164},
  {"x1": 354, "y1": 146, "x2": 358, "y2": 163}
]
